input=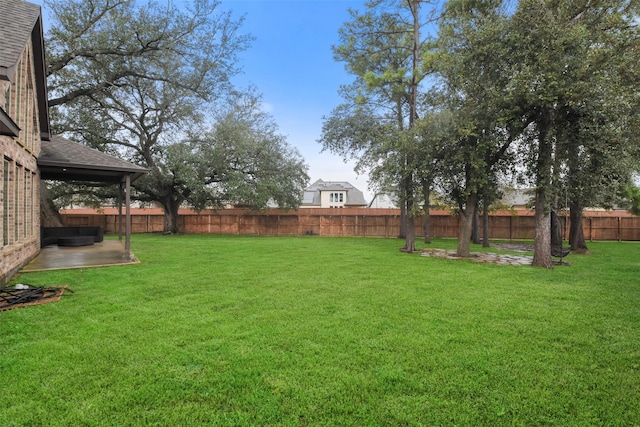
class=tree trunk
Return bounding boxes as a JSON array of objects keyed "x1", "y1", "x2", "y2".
[
  {"x1": 400, "y1": 0, "x2": 419, "y2": 254},
  {"x1": 482, "y1": 201, "x2": 490, "y2": 248},
  {"x1": 422, "y1": 178, "x2": 431, "y2": 244},
  {"x1": 569, "y1": 201, "x2": 588, "y2": 252},
  {"x1": 550, "y1": 210, "x2": 562, "y2": 248},
  {"x1": 532, "y1": 189, "x2": 553, "y2": 268},
  {"x1": 401, "y1": 213, "x2": 416, "y2": 253},
  {"x1": 400, "y1": 197, "x2": 416, "y2": 253},
  {"x1": 39, "y1": 181, "x2": 64, "y2": 227},
  {"x1": 456, "y1": 194, "x2": 477, "y2": 257},
  {"x1": 162, "y1": 198, "x2": 181, "y2": 234},
  {"x1": 400, "y1": 174, "x2": 415, "y2": 252},
  {"x1": 423, "y1": 209, "x2": 431, "y2": 244},
  {"x1": 399, "y1": 201, "x2": 407, "y2": 239},
  {"x1": 532, "y1": 111, "x2": 554, "y2": 268},
  {"x1": 471, "y1": 198, "x2": 480, "y2": 244}
]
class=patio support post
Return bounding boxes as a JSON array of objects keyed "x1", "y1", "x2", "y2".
[
  {"x1": 118, "y1": 182, "x2": 123, "y2": 241},
  {"x1": 125, "y1": 174, "x2": 131, "y2": 253}
]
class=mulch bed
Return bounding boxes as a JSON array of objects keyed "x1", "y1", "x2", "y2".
[{"x1": 0, "y1": 285, "x2": 72, "y2": 312}]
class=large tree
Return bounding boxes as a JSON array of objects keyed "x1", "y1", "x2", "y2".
[
  {"x1": 430, "y1": 0, "x2": 517, "y2": 257},
  {"x1": 503, "y1": 0, "x2": 640, "y2": 266},
  {"x1": 556, "y1": 5, "x2": 640, "y2": 251},
  {"x1": 43, "y1": 0, "x2": 308, "y2": 232},
  {"x1": 128, "y1": 91, "x2": 308, "y2": 233}
]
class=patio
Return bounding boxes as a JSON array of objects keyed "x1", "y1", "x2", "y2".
[{"x1": 20, "y1": 239, "x2": 139, "y2": 272}]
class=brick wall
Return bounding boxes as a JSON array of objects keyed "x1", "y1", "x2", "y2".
[{"x1": 0, "y1": 40, "x2": 42, "y2": 284}]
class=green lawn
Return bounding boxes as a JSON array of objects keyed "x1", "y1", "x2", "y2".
[{"x1": 1, "y1": 235, "x2": 639, "y2": 426}]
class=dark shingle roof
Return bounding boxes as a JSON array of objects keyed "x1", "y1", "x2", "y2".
[
  {"x1": 0, "y1": 0, "x2": 50, "y2": 141},
  {"x1": 39, "y1": 135, "x2": 149, "y2": 183},
  {"x1": 0, "y1": 0, "x2": 41, "y2": 78}
]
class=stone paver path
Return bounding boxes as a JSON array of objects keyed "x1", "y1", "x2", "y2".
[{"x1": 421, "y1": 248, "x2": 533, "y2": 266}]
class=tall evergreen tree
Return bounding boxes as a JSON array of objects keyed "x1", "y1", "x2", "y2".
[{"x1": 321, "y1": 0, "x2": 440, "y2": 252}]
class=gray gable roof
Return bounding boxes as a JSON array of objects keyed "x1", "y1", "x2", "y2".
[
  {"x1": 0, "y1": 0, "x2": 50, "y2": 141},
  {"x1": 302, "y1": 179, "x2": 367, "y2": 206},
  {"x1": 38, "y1": 135, "x2": 149, "y2": 183}
]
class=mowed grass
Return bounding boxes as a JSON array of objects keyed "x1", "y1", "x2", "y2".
[{"x1": 1, "y1": 235, "x2": 639, "y2": 426}]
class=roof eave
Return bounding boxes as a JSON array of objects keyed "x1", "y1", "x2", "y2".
[
  {"x1": 31, "y1": 14, "x2": 50, "y2": 141},
  {"x1": 0, "y1": 108, "x2": 20, "y2": 137},
  {"x1": 38, "y1": 163, "x2": 149, "y2": 184},
  {"x1": 0, "y1": 65, "x2": 14, "y2": 81}
]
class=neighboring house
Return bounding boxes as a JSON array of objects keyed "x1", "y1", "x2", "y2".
[
  {"x1": 368, "y1": 192, "x2": 399, "y2": 209},
  {"x1": 1, "y1": 0, "x2": 50, "y2": 283},
  {"x1": 301, "y1": 179, "x2": 367, "y2": 208},
  {"x1": 498, "y1": 187, "x2": 534, "y2": 210}
]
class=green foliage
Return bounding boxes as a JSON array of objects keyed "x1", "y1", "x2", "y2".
[
  {"x1": 129, "y1": 91, "x2": 309, "y2": 213},
  {"x1": 46, "y1": 0, "x2": 251, "y2": 108},
  {"x1": 2, "y1": 235, "x2": 640, "y2": 425},
  {"x1": 197, "y1": 92, "x2": 309, "y2": 210},
  {"x1": 324, "y1": 0, "x2": 640, "y2": 261},
  {"x1": 623, "y1": 184, "x2": 640, "y2": 216},
  {"x1": 425, "y1": 0, "x2": 516, "y2": 255},
  {"x1": 501, "y1": 0, "x2": 640, "y2": 262},
  {"x1": 323, "y1": 0, "x2": 442, "y2": 251},
  {"x1": 44, "y1": 0, "x2": 308, "y2": 231}
]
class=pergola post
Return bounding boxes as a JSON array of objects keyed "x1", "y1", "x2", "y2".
[
  {"x1": 117, "y1": 181, "x2": 123, "y2": 241},
  {"x1": 125, "y1": 174, "x2": 131, "y2": 253}
]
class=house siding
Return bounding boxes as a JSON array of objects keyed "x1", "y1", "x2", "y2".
[
  {"x1": 300, "y1": 179, "x2": 368, "y2": 208},
  {"x1": 1, "y1": 38, "x2": 42, "y2": 284},
  {"x1": 320, "y1": 190, "x2": 346, "y2": 208}
]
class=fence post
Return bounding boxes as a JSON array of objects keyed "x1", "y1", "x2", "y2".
[
  {"x1": 618, "y1": 217, "x2": 622, "y2": 242},
  {"x1": 509, "y1": 216, "x2": 512, "y2": 241},
  {"x1": 385, "y1": 216, "x2": 388, "y2": 238}
]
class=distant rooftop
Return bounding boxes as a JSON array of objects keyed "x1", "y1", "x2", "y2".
[{"x1": 301, "y1": 179, "x2": 367, "y2": 207}]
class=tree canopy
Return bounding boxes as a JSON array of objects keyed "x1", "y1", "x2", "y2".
[
  {"x1": 325, "y1": 0, "x2": 640, "y2": 266},
  {"x1": 43, "y1": 0, "x2": 308, "y2": 233}
]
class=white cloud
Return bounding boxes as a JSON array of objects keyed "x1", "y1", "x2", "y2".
[{"x1": 260, "y1": 102, "x2": 275, "y2": 113}]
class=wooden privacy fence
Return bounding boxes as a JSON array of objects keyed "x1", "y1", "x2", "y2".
[{"x1": 60, "y1": 208, "x2": 640, "y2": 241}]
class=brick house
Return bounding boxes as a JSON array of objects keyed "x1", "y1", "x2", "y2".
[
  {"x1": 1, "y1": 0, "x2": 50, "y2": 283},
  {"x1": 1, "y1": 0, "x2": 147, "y2": 283}
]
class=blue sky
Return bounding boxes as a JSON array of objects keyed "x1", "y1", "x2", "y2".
[{"x1": 219, "y1": 0, "x2": 372, "y2": 200}]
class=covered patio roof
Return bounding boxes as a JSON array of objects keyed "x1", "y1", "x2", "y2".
[
  {"x1": 37, "y1": 135, "x2": 149, "y2": 255},
  {"x1": 38, "y1": 135, "x2": 148, "y2": 183}
]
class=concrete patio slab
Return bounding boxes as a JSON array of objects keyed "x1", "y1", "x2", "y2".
[{"x1": 21, "y1": 240, "x2": 139, "y2": 272}]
